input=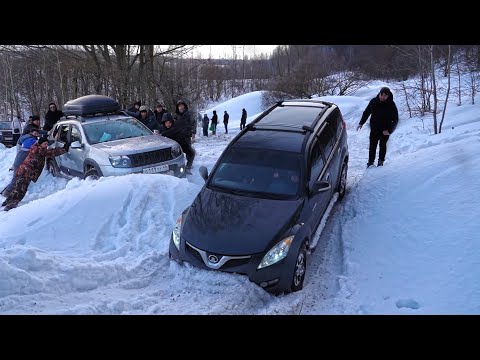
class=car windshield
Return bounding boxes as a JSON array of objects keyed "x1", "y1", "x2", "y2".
[
  {"x1": 209, "y1": 147, "x2": 302, "y2": 198},
  {"x1": 0, "y1": 122, "x2": 11, "y2": 130},
  {"x1": 82, "y1": 118, "x2": 151, "y2": 144}
]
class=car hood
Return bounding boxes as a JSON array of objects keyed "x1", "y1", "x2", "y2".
[
  {"x1": 92, "y1": 135, "x2": 176, "y2": 156},
  {"x1": 182, "y1": 187, "x2": 303, "y2": 255}
]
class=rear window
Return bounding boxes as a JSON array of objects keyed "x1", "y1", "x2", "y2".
[{"x1": 209, "y1": 147, "x2": 302, "y2": 198}]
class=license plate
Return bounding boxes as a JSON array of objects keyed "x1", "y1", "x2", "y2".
[{"x1": 142, "y1": 164, "x2": 169, "y2": 174}]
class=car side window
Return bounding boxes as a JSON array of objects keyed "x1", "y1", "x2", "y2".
[
  {"x1": 57, "y1": 125, "x2": 69, "y2": 143},
  {"x1": 308, "y1": 140, "x2": 325, "y2": 188},
  {"x1": 318, "y1": 125, "x2": 335, "y2": 160},
  {"x1": 71, "y1": 125, "x2": 82, "y2": 144},
  {"x1": 327, "y1": 108, "x2": 343, "y2": 140}
]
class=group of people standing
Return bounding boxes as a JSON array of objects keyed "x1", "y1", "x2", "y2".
[
  {"x1": 1, "y1": 102, "x2": 67, "y2": 211},
  {"x1": 201, "y1": 108, "x2": 248, "y2": 136}
]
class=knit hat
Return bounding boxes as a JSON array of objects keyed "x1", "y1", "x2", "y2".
[
  {"x1": 134, "y1": 101, "x2": 141, "y2": 107},
  {"x1": 139, "y1": 105, "x2": 148, "y2": 112},
  {"x1": 161, "y1": 112, "x2": 174, "y2": 124},
  {"x1": 31, "y1": 115, "x2": 40, "y2": 121}
]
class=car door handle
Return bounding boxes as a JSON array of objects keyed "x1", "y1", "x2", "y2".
[{"x1": 325, "y1": 173, "x2": 330, "y2": 181}]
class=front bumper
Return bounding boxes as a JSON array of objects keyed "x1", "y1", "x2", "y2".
[
  {"x1": 99, "y1": 154, "x2": 186, "y2": 177},
  {"x1": 168, "y1": 235, "x2": 295, "y2": 294}
]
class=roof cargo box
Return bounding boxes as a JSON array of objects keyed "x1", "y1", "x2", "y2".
[{"x1": 63, "y1": 95, "x2": 120, "y2": 116}]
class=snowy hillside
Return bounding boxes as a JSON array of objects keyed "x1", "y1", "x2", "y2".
[{"x1": 1, "y1": 84, "x2": 479, "y2": 314}]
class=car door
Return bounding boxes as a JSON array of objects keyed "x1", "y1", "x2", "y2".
[
  {"x1": 54, "y1": 124, "x2": 70, "y2": 174},
  {"x1": 325, "y1": 108, "x2": 344, "y2": 188},
  {"x1": 64, "y1": 124, "x2": 86, "y2": 177},
  {"x1": 307, "y1": 139, "x2": 331, "y2": 229},
  {"x1": 320, "y1": 118, "x2": 341, "y2": 193}
]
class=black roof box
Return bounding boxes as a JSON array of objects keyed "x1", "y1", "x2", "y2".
[{"x1": 63, "y1": 95, "x2": 120, "y2": 116}]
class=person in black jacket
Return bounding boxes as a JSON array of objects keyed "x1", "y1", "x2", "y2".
[
  {"x1": 357, "y1": 87, "x2": 399, "y2": 167},
  {"x1": 163, "y1": 100, "x2": 196, "y2": 170},
  {"x1": 43, "y1": 102, "x2": 64, "y2": 132},
  {"x1": 154, "y1": 102, "x2": 167, "y2": 123},
  {"x1": 211, "y1": 110, "x2": 218, "y2": 135},
  {"x1": 159, "y1": 112, "x2": 175, "y2": 132},
  {"x1": 202, "y1": 114, "x2": 209, "y2": 136},
  {"x1": 22, "y1": 115, "x2": 47, "y2": 136},
  {"x1": 223, "y1": 111, "x2": 229, "y2": 134},
  {"x1": 240, "y1": 108, "x2": 247, "y2": 130},
  {"x1": 138, "y1": 105, "x2": 161, "y2": 132}
]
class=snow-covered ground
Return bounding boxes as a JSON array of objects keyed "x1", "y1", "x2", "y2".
[{"x1": 1, "y1": 84, "x2": 479, "y2": 314}]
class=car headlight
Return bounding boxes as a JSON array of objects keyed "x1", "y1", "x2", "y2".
[
  {"x1": 172, "y1": 214, "x2": 182, "y2": 250},
  {"x1": 257, "y1": 236, "x2": 294, "y2": 269},
  {"x1": 171, "y1": 144, "x2": 182, "y2": 159},
  {"x1": 109, "y1": 155, "x2": 132, "y2": 168}
]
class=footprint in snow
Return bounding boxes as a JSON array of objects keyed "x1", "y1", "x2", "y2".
[{"x1": 395, "y1": 299, "x2": 420, "y2": 310}]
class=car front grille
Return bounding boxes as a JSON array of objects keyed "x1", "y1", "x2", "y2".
[
  {"x1": 129, "y1": 148, "x2": 172, "y2": 167},
  {"x1": 185, "y1": 242, "x2": 251, "y2": 272}
]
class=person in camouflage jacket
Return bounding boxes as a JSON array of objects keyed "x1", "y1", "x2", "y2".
[{"x1": 2, "y1": 138, "x2": 66, "y2": 211}]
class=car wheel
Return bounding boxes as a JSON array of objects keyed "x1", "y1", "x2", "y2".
[
  {"x1": 84, "y1": 168, "x2": 100, "y2": 180},
  {"x1": 337, "y1": 162, "x2": 348, "y2": 201},
  {"x1": 47, "y1": 159, "x2": 60, "y2": 177},
  {"x1": 290, "y1": 240, "x2": 308, "y2": 292}
]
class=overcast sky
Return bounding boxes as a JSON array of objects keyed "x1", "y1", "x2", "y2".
[{"x1": 191, "y1": 45, "x2": 278, "y2": 59}]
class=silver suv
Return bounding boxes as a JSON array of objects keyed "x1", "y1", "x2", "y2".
[{"x1": 47, "y1": 95, "x2": 186, "y2": 179}]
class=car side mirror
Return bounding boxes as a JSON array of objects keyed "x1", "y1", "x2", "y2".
[
  {"x1": 199, "y1": 166, "x2": 209, "y2": 182},
  {"x1": 70, "y1": 141, "x2": 82, "y2": 149},
  {"x1": 311, "y1": 180, "x2": 331, "y2": 194}
]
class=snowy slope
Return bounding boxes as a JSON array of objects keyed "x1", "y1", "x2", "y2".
[{"x1": 1, "y1": 85, "x2": 479, "y2": 314}]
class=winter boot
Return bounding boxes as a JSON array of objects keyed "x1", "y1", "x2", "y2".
[
  {"x1": 367, "y1": 162, "x2": 374, "y2": 168},
  {"x1": 377, "y1": 160, "x2": 384, "y2": 166}
]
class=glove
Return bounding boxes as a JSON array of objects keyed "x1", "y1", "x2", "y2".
[{"x1": 356, "y1": 124, "x2": 362, "y2": 131}]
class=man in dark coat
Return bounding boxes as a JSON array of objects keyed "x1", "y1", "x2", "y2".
[
  {"x1": 240, "y1": 108, "x2": 247, "y2": 130},
  {"x1": 138, "y1": 105, "x2": 161, "y2": 132},
  {"x1": 357, "y1": 86, "x2": 399, "y2": 167},
  {"x1": 127, "y1": 101, "x2": 141, "y2": 113},
  {"x1": 163, "y1": 100, "x2": 196, "y2": 170},
  {"x1": 2, "y1": 138, "x2": 66, "y2": 211},
  {"x1": 211, "y1": 110, "x2": 218, "y2": 135},
  {"x1": 154, "y1": 102, "x2": 167, "y2": 123},
  {"x1": 43, "y1": 102, "x2": 64, "y2": 132},
  {"x1": 159, "y1": 112, "x2": 175, "y2": 133},
  {"x1": 23, "y1": 115, "x2": 42, "y2": 135},
  {"x1": 202, "y1": 114, "x2": 209, "y2": 136},
  {"x1": 223, "y1": 111, "x2": 229, "y2": 134}
]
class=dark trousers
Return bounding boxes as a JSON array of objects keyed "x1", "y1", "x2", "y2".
[
  {"x1": 240, "y1": 122, "x2": 246, "y2": 130},
  {"x1": 2, "y1": 176, "x2": 30, "y2": 209},
  {"x1": 369, "y1": 131, "x2": 390, "y2": 163},
  {"x1": 203, "y1": 125, "x2": 208, "y2": 136},
  {"x1": 12, "y1": 132, "x2": 20, "y2": 145},
  {"x1": 183, "y1": 137, "x2": 196, "y2": 167},
  {"x1": 224, "y1": 123, "x2": 228, "y2": 134}
]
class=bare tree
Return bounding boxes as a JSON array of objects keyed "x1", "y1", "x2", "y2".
[{"x1": 439, "y1": 45, "x2": 451, "y2": 134}]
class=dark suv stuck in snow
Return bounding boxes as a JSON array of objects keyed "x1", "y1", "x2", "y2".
[{"x1": 169, "y1": 99, "x2": 349, "y2": 293}]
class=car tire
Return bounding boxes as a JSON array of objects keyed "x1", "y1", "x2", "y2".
[
  {"x1": 337, "y1": 162, "x2": 348, "y2": 201},
  {"x1": 47, "y1": 159, "x2": 60, "y2": 177},
  {"x1": 84, "y1": 168, "x2": 100, "y2": 180},
  {"x1": 290, "y1": 240, "x2": 308, "y2": 293}
]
